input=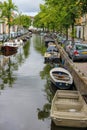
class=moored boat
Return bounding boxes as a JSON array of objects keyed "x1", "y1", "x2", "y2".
[
  {"x1": 44, "y1": 51, "x2": 60, "y2": 63},
  {"x1": 1, "y1": 41, "x2": 18, "y2": 52},
  {"x1": 15, "y1": 38, "x2": 23, "y2": 46},
  {"x1": 2, "y1": 50, "x2": 17, "y2": 56},
  {"x1": 44, "y1": 37, "x2": 55, "y2": 47},
  {"x1": 50, "y1": 90, "x2": 87, "y2": 128},
  {"x1": 50, "y1": 67, "x2": 73, "y2": 90}
]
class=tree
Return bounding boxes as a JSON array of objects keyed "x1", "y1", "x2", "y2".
[
  {"x1": 0, "y1": 0, "x2": 18, "y2": 36},
  {"x1": 14, "y1": 14, "x2": 31, "y2": 29},
  {"x1": 38, "y1": 0, "x2": 82, "y2": 40}
]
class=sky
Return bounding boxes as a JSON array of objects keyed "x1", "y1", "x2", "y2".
[{"x1": 0, "y1": 0, "x2": 44, "y2": 16}]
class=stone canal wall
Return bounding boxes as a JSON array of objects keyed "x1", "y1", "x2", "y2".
[{"x1": 56, "y1": 43, "x2": 87, "y2": 95}]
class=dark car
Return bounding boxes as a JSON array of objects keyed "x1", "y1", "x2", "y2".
[{"x1": 67, "y1": 43, "x2": 87, "y2": 62}]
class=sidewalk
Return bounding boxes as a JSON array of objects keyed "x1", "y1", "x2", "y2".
[
  {"x1": 74, "y1": 62, "x2": 87, "y2": 77},
  {"x1": 75, "y1": 38, "x2": 87, "y2": 44},
  {"x1": 83, "y1": 40, "x2": 87, "y2": 44}
]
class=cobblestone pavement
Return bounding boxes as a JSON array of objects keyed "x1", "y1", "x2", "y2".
[{"x1": 74, "y1": 62, "x2": 87, "y2": 76}]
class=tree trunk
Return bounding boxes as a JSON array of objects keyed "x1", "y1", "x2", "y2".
[
  {"x1": 71, "y1": 22, "x2": 74, "y2": 43},
  {"x1": 66, "y1": 27, "x2": 68, "y2": 40}
]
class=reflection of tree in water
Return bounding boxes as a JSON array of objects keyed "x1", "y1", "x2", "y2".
[
  {"x1": 0, "y1": 57, "x2": 17, "y2": 89},
  {"x1": 23, "y1": 41, "x2": 30, "y2": 58},
  {"x1": 40, "y1": 64, "x2": 51, "y2": 80},
  {"x1": 37, "y1": 64, "x2": 54, "y2": 121},
  {"x1": 37, "y1": 103, "x2": 50, "y2": 121},
  {"x1": 5, "y1": 58, "x2": 17, "y2": 87},
  {"x1": 16, "y1": 41, "x2": 30, "y2": 66},
  {"x1": 33, "y1": 34, "x2": 46, "y2": 55},
  {"x1": 0, "y1": 41, "x2": 30, "y2": 89},
  {"x1": 40, "y1": 64, "x2": 55, "y2": 101}
]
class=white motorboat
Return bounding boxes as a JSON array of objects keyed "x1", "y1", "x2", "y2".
[{"x1": 50, "y1": 67, "x2": 73, "y2": 89}]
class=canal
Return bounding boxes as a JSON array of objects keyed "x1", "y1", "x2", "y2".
[{"x1": 0, "y1": 34, "x2": 86, "y2": 130}]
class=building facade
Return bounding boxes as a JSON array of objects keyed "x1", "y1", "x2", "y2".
[{"x1": 75, "y1": 14, "x2": 87, "y2": 41}]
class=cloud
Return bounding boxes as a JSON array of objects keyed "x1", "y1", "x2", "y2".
[
  {"x1": 13, "y1": 0, "x2": 43, "y2": 12},
  {"x1": 13, "y1": 0, "x2": 44, "y2": 16},
  {"x1": 0, "y1": 0, "x2": 44, "y2": 16},
  {"x1": 22, "y1": 12, "x2": 38, "y2": 17}
]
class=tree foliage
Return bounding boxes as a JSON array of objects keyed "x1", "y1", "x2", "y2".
[
  {"x1": 34, "y1": 0, "x2": 87, "y2": 39},
  {"x1": 14, "y1": 14, "x2": 31, "y2": 28},
  {"x1": 0, "y1": 0, "x2": 18, "y2": 34}
]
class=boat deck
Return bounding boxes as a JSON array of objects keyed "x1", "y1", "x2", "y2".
[
  {"x1": 51, "y1": 90, "x2": 87, "y2": 127},
  {"x1": 52, "y1": 90, "x2": 87, "y2": 117}
]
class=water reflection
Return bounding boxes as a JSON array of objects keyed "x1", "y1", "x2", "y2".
[
  {"x1": 37, "y1": 63, "x2": 54, "y2": 121},
  {"x1": 0, "y1": 40, "x2": 30, "y2": 89},
  {"x1": 33, "y1": 35, "x2": 53, "y2": 121},
  {"x1": 37, "y1": 103, "x2": 50, "y2": 121},
  {"x1": 0, "y1": 56, "x2": 17, "y2": 89},
  {"x1": 33, "y1": 35, "x2": 59, "y2": 122},
  {"x1": 23, "y1": 41, "x2": 30, "y2": 58},
  {"x1": 33, "y1": 34, "x2": 46, "y2": 55},
  {"x1": 0, "y1": 34, "x2": 85, "y2": 130}
]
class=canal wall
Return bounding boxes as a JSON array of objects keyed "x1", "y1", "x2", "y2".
[{"x1": 56, "y1": 42, "x2": 87, "y2": 95}]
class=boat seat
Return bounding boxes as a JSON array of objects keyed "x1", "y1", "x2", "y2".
[
  {"x1": 57, "y1": 94, "x2": 79, "y2": 99},
  {"x1": 53, "y1": 73, "x2": 70, "y2": 81},
  {"x1": 55, "y1": 101, "x2": 83, "y2": 111},
  {"x1": 53, "y1": 111, "x2": 87, "y2": 118}
]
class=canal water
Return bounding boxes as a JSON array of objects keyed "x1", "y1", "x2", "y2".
[{"x1": 0, "y1": 34, "x2": 86, "y2": 130}]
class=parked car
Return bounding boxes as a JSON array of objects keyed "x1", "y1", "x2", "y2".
[
  {"x1": 57, "y1": 33, "x2": 66, "y2": 44},
  {"x1": 64, "y1": 40, "x2": 72, "y2": 53},
  {"x1": 64, "y1": 39, "x2": 82, "y2": 54},
  {"x1": 67, "y1": 43, "x2": 87, "y2": 61}
]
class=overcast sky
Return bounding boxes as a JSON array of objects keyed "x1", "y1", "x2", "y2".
[{"x1": 0, "y1": 0, "x2": 44, "y2": 16}]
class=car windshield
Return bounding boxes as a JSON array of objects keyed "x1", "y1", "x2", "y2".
[{"x1": 76, "y1": 45, "x2": 87, "y2": 50}]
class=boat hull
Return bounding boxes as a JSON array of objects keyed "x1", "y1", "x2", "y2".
[
  {"x1": 1, "y1": 45, "x2": 18, "y2": 52},
  {"x1": 50, "y1": 67, "x2": 73, "y2": 90},
  {"x1": 50, "y1": 90, "x2": 87, "y2": 128},
  {"x1": 2, "y1": 50, "x2": 17, "y2": 56},
  {"x1": 50, "y1": 78, "x2": 72, "y2": 90},
  {"x1": 52, "y1": 117, "x2": 87, "y2": 128}
]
